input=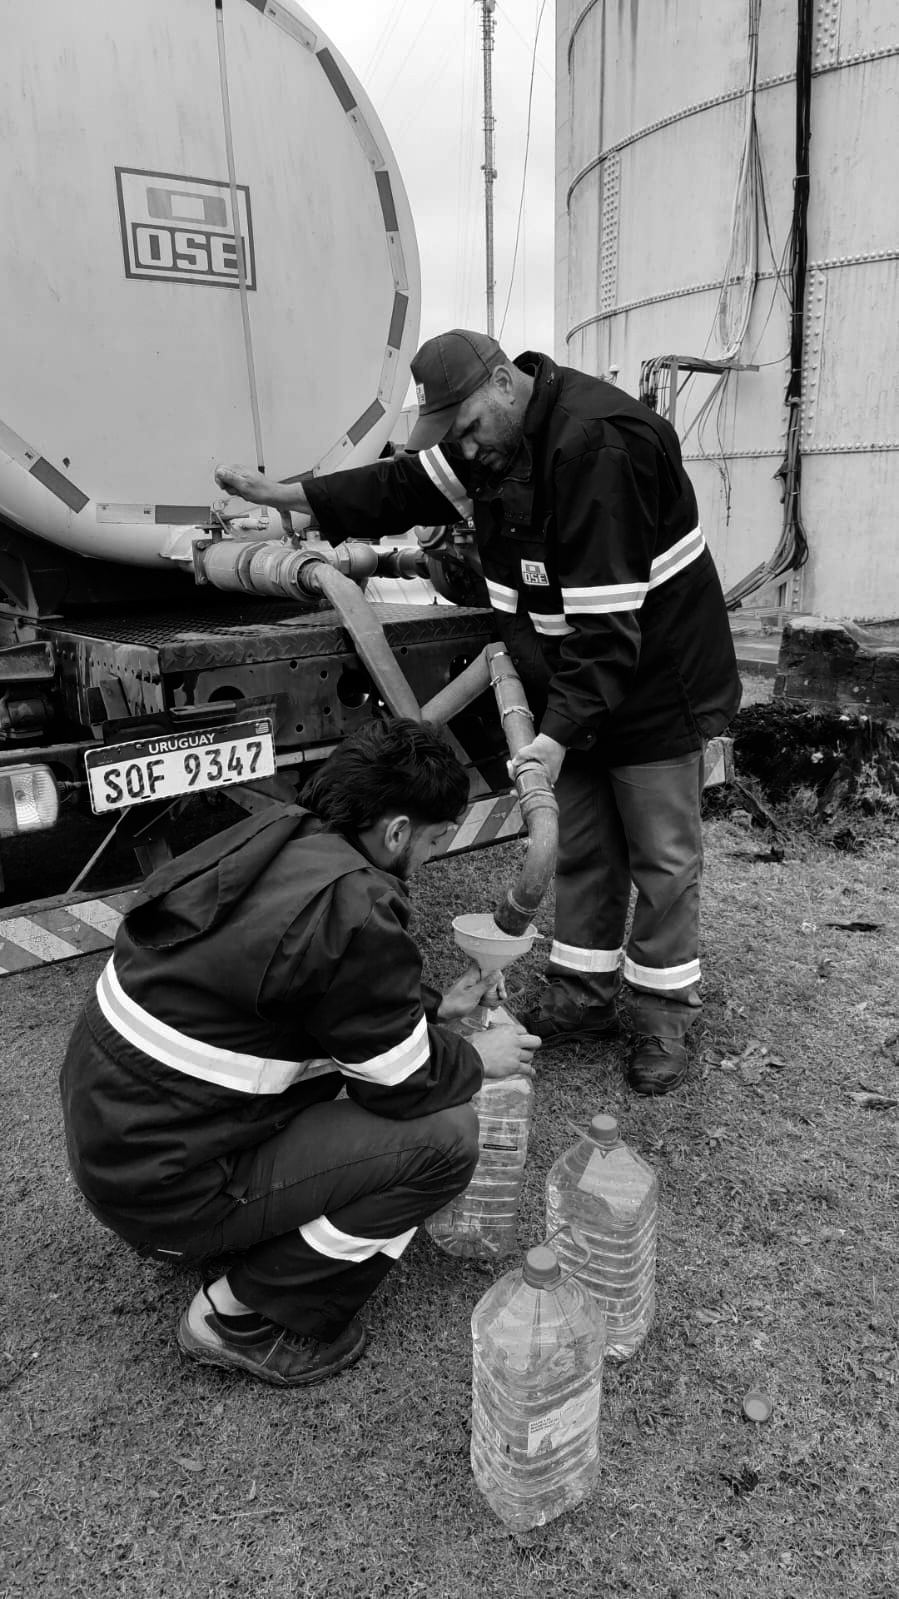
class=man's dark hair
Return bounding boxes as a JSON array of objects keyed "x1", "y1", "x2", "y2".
[{"x1": 301, "y1": 718, "x2": 469, "y2": 834}]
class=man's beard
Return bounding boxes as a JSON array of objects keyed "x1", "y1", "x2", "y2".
[
  {"x1": 469, "y1": 434, "x2": 530, "y2": 496},
  {"x1": 393, "y1": 841, "x2": 415, "y2": 881}
]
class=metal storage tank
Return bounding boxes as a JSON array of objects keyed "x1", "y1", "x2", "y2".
[
  {"x1": 0, "y1": 0, "x2": 420, "y2": 565},
  {"x1": 554, "y1": 0, "x2": 899, "y2": 621}
]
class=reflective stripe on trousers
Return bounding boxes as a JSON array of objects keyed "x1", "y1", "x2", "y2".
[{"x1": 547, "y1": 748, "x2": 705, "y2": 1009}]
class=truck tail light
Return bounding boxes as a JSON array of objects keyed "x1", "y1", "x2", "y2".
[{"x1": 0, "y1": 764, "x2": 60, "y2": 836}]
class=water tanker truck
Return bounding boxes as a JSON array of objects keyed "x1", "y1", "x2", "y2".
[{"x1": 0, "y1": 0, "x2": 555, "y2": 918}]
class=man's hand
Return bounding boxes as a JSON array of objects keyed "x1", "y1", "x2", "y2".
[
  {"x1": 213, "y1": 465, "x2": 313, "y2": 524},
  {"x1": 214, "y1": 464, "x2": 282, "y2": 510},
  {"x1": 508, "y1": 732, "x2": 566, "y2": 786},
  {"x1": 437, "y1": 962, "x2": 506, "y2": 1023},
  {"x1": 471, "y1": 1022, "x2": 540, "y2": 1080}
]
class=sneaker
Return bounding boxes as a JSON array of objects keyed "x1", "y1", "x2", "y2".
[
  {"x1": 626, "y1": 1034, "x2": 688, "y2": 1096},
  {"x1": 177, "y1": 1287, "x2": 367, "y2": 1387},
  {"x1": 519, "y1": 1002, "x2": 621, "y2": 1051}
]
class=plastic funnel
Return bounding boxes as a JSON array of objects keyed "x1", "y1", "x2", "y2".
[{"x1": 452, "y1": 912, "x2": 538, "y2": 974}]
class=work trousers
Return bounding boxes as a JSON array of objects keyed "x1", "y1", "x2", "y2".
[
  {"x1": 89, "y1": 1095, "x2": 479, "y2": 1340},
  {"x1": 545, "y1": 748, "x2": 706, "y2": 1038}
]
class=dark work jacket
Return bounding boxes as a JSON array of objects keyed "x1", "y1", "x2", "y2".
[
  {"x1": 305, "y1": 352, "x2": 741, "y2": 764},
  {"x1": 59, "y1": 805, "x2": 481, "y2": 1224}
]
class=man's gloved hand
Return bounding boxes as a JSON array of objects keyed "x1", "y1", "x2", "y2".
[
  {"x1": 470, "y1": 1022, "x2": 540, "y2": 1080},
  {"x1": 437, "y1": 962, "x2": 506, "y2": 1023},
  {"x1": 508, "y1": 732, "x2": 566, "y2": 786}
]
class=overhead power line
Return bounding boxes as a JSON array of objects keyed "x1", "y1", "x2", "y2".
[
  {"x1": 364, "y1": 0, "x2": 413, "y2": 83},
  {"x1": 498, "y1": 0, "x2": 547, "y2": 342}
]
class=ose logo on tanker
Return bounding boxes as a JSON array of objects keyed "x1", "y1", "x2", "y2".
[{"x1": 116, "y1": 167, "x2": 257, "y2": 289}]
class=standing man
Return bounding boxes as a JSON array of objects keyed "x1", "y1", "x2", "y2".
[
  {"x1": 60, "y1": 719, "x2": 539, "y2": 1388},
  {"x1": 215, "y1": 330, "x2": 741, "y2": 1096}
]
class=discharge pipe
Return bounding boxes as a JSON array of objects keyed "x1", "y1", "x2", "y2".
[
  {"x1": 422, "y1": 642, "x2": 558, "y2": 936},
  {"x1": 194, "y1": 536, "x2": 423, "y2": 720}
]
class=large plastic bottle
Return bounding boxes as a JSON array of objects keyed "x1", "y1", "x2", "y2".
[
  {"x1": 545, "y1": 1114, "x2": 659, "y2": 1361},
  {"x1": 470, "y1": 1244, "x2": 606, "y2": 1531},
  {"x1": 426, "y1": 1074, "x2": 531, "y2": 1259}
]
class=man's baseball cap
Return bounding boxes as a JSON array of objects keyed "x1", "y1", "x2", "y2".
[{"x1": 406, "y1": 329, "x2": 505, "y2": 451}]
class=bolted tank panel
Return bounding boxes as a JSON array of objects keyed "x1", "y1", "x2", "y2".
[
  {"x1": 0, "y1": 0, "x2": 420, "y2": 559},
  {"x1": 555, "y1": 0, "x2": 899, "y2": 620},
  {"x1": 797, "y1": 41, "x2": 899, "y2": 618}
]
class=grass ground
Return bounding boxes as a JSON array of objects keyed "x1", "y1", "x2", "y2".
[{"x1": 2, "y1": 694, "x2": 897, "y2": 1598}]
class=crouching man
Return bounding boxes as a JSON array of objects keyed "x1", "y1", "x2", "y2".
[{"x1": 59, "y1": 720, "x2": 539, "y2": 1388}]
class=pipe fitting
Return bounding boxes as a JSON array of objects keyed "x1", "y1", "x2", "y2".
[
  {"x1": 326, "y1": 541, "x2": 381, "y2": 581},
  {"x1": 325, "y1": 541, "x2": 429, "y2": 582},
  {"x1": 193, "y1": 536, "x2": 322, "y2": 604},
  {"x1": 375, "y1": 545, "x2": 430, "y2": 580}
]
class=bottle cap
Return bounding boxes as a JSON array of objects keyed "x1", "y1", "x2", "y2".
[
  {"x1": 742, "y1": 1389, "x2": 773, "y2": 1423},
  {"x1": 589, "y1": 1114, "x2": 619, "y2": 1147},
  {"x1": 523, "y1": 1246, "x2": 562, "y2": 1287}
]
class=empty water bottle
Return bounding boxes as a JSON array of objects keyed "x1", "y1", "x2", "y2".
[
  {"x1": 545, "y1": 1114, "x2": 659, "y2": 1361},
  {"x1": 470, "y1": 1243, "x2": 606, "y2": 1531},
  {"x1": 426, "y1": 1073, "x2": 531, "y2": 1258}
]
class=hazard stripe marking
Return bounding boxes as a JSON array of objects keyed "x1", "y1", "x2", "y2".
[
  {"x1": 41, "y1": 907, "x2": 121, "y2": 953},
  {"x1": 436, "y1": 793, "x2": 523, "y2": 856},
  {"x1": 0, "y1": 941, "x2": 42, "y2": 975},
  {"x1": 0, "y1": 891, "x2": 137, "y2": 976},
  {"x1": 0, "y1": 919, "x2": 82, "y2": 963},
  {"x1": 66, "y1": 900, "x2": 129, "y2": 940}
]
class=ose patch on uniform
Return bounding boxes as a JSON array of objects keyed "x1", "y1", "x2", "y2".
[{"x1": 521, "y1": 559, "x2": 549, "y2": 586}]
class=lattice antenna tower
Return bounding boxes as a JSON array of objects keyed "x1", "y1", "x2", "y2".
[{"x1": 481, "y1": 0, "x2": 497, "y2": 335}]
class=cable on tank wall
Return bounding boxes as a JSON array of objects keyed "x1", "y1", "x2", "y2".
[{"x1": 724, "y1": 0, "x2": 813, "y2": 608}]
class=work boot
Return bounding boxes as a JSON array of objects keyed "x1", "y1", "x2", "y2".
[
  {"x1": 177, "y1": 1287, "x2": 367, "y2": 1387},
  {"x1": 519, "y1": 997, "x2": 621, "y2": 1051},
  {"x1": 626, "y1": 1034, "x2": 689, "y2": 1096},
  {"x1": 624, "y1": 987, "x2": 699, "y2": 1096}
]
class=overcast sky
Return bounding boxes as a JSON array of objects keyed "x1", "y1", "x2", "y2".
[{"x1": 307, "y1": 1, "x2": 556, "y2": 359}]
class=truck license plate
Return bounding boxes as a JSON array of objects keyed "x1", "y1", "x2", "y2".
[{"x1": 84, "y1": 718, "x2": 276, "y2": 815}]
